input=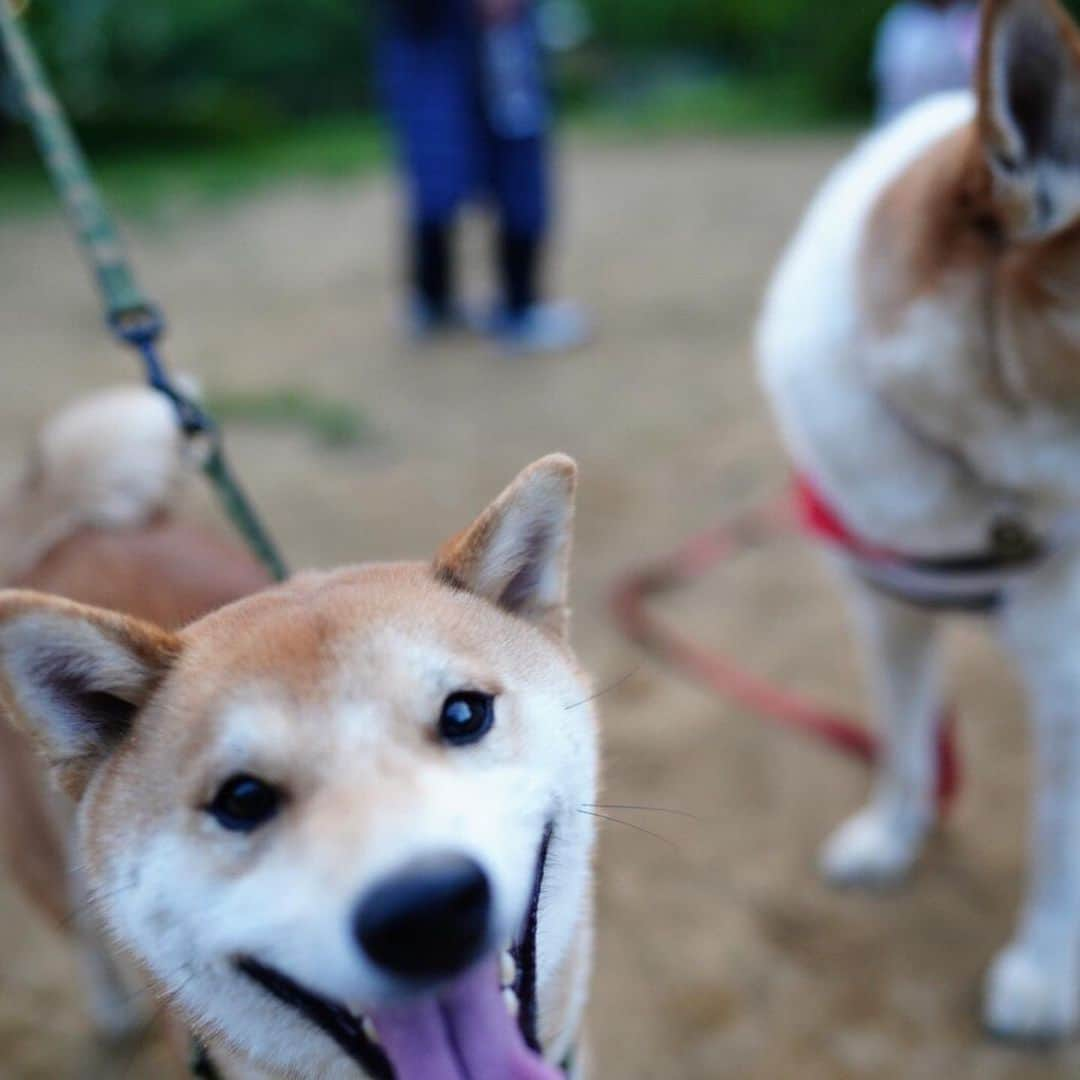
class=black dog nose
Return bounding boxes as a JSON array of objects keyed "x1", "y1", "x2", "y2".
[{"x1": 354, "y1": 853, "x2": 492, "y2": 980}]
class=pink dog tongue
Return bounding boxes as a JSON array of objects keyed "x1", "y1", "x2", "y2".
[{"x1": 368, "y1": 959, "x2": 560, "y2": 1080}]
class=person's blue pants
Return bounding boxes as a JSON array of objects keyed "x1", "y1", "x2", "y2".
[{"x1": 377, "y1": 6, "x2": 550, "y2": 238}]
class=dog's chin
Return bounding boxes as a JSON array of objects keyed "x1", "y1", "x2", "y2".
[{"x1": 234, "y1": 826, "x2": 559, "y2": 1080}]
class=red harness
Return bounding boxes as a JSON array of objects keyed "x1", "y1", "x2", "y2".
[
  {"x1": 791, "y1": 472, "x2": 1046, "y2": 613},
  {"x1": 793, "y1": 473, "x2": 888, "y2": 559}
]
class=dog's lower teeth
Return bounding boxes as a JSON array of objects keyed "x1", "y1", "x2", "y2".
[
  {"x1": 502, "y1": 987, "x2": 520, "y2": 1018},
  {"x1": 362, "y1": 1016, "x2": 381, "y2": 1045},
  {"x1": 500, "y1": 950, "x2": 517, "y2": 989}
]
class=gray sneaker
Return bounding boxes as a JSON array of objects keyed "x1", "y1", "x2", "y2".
[{"x1": 493, "y1": 301, "x2": 591, "y2": 356}]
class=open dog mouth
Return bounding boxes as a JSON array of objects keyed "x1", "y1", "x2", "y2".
[{"x1": 235, "y1": 825, "x2": 556, "y2": 1080}]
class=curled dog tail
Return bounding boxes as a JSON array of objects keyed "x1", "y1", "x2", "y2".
[{"x1": 0, "y1": 385, "x2": 191, "y2": 584}]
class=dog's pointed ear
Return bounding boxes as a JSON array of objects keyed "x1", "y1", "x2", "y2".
[
  {"x1": 978, "y1": 0, "x2": 1080, "y2": 237},
  {"x1": 0, "y1": 591, "x2": 181, "y2": 799},
  {"x1": 434, "y1": 455, "x2": 577, "y2": 637}
]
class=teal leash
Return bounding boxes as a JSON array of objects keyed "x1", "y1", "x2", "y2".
[{"x1": 0, "y1": 0, "x2": 289, "y2": 583}]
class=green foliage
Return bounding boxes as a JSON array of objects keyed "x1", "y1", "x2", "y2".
[
  {"x1": 17, "y1": 0, "x2": 375, "y2": 139},
  {"x1": 585, "y1": 0, "x2": 815, "y2": 51},
  {"x1": 7, "y1": 0, "x2": 1080, "y2": 146},
  {"x1": 580, "y1": 0, "x2": 893, "y2": 116},
  {"x1": 581, "y1": 0, "x2": 1080, "y2": 116}
]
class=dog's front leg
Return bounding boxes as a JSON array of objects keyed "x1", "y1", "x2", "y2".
[
  {"x1": 986, "y1": 560, "x2": 1080, "y2": 1042},
  {"x1": 820, "y1": 569, "x2": 944, "y2": 887}
]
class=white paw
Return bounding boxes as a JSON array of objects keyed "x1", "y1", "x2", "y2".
[
  {"x1": 819, "y1": 805, "x2": 926, "y2": 888},
  {"x1": 984, "y1": 942, "x2": 1079, "y2": 1043}
]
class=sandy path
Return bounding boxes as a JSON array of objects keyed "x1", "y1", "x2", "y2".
[{"x1": 0, "y1": 135, "x2": 1075, "y2": 1078}]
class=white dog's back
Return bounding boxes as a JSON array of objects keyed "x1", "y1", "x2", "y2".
[{"x1": 759, "y1": 91, "x2": 974, "y2": 394}]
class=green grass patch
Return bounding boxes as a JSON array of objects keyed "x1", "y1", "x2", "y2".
[
  {"x1": 0, "y1": 74, "x2": 850, "y2": 223},
  {"x1": 576, "y1": 73, "x2": 848, "y2": 138},
  {"x1": 206, "y1": 386, "x2": 371, "y2": 449},
  {"x1": 0, "y1": 116, "x2": 389, "y2": 219}
]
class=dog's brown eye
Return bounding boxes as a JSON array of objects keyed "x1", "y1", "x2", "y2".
[
  {"x1": 439, "y1": 692, "x2": 495, "y2": 746},
  {"x1": 208, "y1": 775, "x2": 281, "y2": 833}
]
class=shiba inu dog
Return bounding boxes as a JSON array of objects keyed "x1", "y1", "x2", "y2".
[
  {"x1": 0, "y1": 386, "x2": 597, "y2": 1078},
  {"x1": 759, "y1": 0, "x2": 1080, "y2": 1043}
]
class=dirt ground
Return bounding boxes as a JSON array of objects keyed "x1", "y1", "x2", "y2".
[{"x1": 1, "y1": 134, "x2": 1078, "y2": 1079}]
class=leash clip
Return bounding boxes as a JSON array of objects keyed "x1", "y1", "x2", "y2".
[
  {"x1": 109, "y1": 305, "x2": 214, "y2": 439},
  {"x1": 108, "y1": 303, "x2": 165, "y2": 348},
  {"x1": 989, "y1": 514, "x2": 1042, "y2": 562}
]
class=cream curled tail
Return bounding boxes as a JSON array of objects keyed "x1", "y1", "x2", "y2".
[{"x1": 0, "y1": 385, "x2": 191, "y2": 582}]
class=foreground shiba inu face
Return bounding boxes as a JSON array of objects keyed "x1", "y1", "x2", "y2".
[{"x1": 0, "y1": 456, "x2": 597, "y2": 1079}]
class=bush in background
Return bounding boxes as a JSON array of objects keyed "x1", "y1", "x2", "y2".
[
  {"x1": 5, "y1": 0, "x2": 1080, "y2": 146},
  {"x1": 13, "y1": 0, "x2": 374, "y2": 142}
]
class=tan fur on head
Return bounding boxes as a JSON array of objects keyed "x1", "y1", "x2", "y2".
[{"x1": 0, "y1": 386, "x2": 191, "y2": 583}]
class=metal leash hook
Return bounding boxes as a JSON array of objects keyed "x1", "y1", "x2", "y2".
[{"x1": 109, "y1": 305, "x2": 213, "y2": 435}]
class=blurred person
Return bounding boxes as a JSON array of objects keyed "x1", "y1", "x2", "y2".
[
  {"x1": 376, "y1": 0, "x2": 588, "y2": 355},
  {"x1": 873, "y1": 0, "x2": 979, "y2": 123}
]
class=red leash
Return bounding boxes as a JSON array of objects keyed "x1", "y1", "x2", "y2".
[{"x1": 610, "y1": 486, "x2": 961, "y2": 817}]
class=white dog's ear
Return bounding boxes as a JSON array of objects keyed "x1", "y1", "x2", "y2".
[
  {"x1": 0, "y1": 592, "x2": 180, "y2": 798},
  {"x1": 434, "y1": 455, "x2": 577, "y2": 637},
  {"x1": 979, "y1": 0, "x2": 1080, "y2": 237}
]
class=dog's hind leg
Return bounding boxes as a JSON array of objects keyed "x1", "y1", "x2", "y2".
[
  {"x1": 821, "y1": 570, "x2": 944, "y2": 887},
  {"x1": 985, "y1": 559, "x2": 1080, "y2": 1043}
]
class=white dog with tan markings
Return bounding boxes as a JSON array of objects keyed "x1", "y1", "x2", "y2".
[
  {"x1": 760, "y1": 0, "x2": 1080, "y2": 1044},
  {"x1": 0, "y1": 387, "x2": 597, "y2": 1079}
]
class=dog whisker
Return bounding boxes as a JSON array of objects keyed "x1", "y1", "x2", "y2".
[
  {"x1": 156, "y1": 966, "x2": 198, "y2": 1009},
  {"x1": 564, "y1": 667, "x2": 641, "y2": 711},
  {"x1": 576, "y1": 808, "x2": 679, "y2": 850},
  {"x1": 115, "y1": 961, "x2": 193, "y2": 1015},
  {"x1": 60, "y1": 882, "x2": 138, "y2": 929},
  {"x1": 580, "y1": 802, "x2": 700, "y2": 821}
]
